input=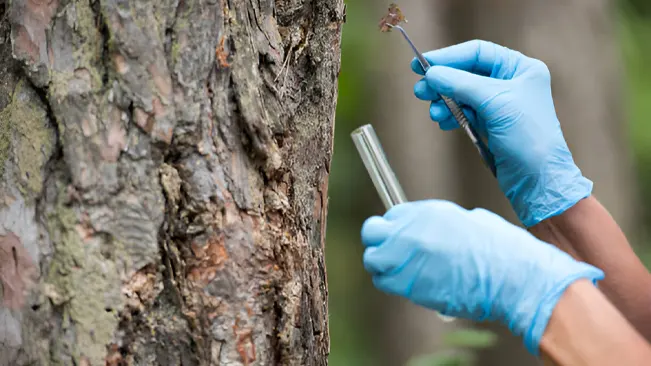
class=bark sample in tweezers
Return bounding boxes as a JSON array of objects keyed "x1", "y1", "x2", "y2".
[{"x1": 379, "y1": 3, "x2": 407, "y2": 32}]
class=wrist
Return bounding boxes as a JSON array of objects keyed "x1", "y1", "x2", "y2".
[
  {"x1": 500, "y1": 241, "x2": 604, "y2": 356},
  {"x1": 504, "y1": 161, "x2": 593, "y2": 227},
  {"x1": 540, "y1": 279, "x2": 651, "y2": 365},
  {"x1": 522, "y1": 261, "x2": 604, "y2": 356},
  {"x1": 539, "y1": 279, "x2": 604, "y2": 365}
]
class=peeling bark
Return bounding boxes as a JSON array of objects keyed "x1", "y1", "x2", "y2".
[{"x1": 0, "y1": 0, "x2": 344, "y2": 364}]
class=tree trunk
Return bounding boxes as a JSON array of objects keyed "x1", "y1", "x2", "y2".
[{"x1": 0, "y1": 0, "x2": 344, "y2": 365}]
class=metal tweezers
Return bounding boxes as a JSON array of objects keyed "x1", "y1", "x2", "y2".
[{"x1": 387, "y1": 24, "x2": 497, "y2": 177}]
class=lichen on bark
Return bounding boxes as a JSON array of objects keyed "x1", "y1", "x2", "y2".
[
  {"x1": 0, "y1": 0, "x2": 344, "y2": 364},
  {"x1": 0, "y1": 81, "x2": 55, "y2": 195}
]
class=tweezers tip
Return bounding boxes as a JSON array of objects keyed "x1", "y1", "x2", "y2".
[{"x1": 384, "y1": 23, "x2": 406, "y2": 31}]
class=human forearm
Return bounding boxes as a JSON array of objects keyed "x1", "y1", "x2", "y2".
[
  {"x1": 530, "y1": 195, "x2": 651, "y2": 340},
  {"x1": 539, "y1": 279, "x2": 651, "y2": 366}
]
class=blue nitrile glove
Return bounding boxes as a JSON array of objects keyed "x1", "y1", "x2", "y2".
[
  {"x1": 411, "y1": 40, "x2": 592, "y2": 227},
  {"x1": 361, "y1": 200, "x2": 604, "y2": 356}
]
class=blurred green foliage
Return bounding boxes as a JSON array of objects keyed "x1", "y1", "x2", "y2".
[
  {"x1": 327, "y1": 0, "x2": 651, "y2": 364},
  {"x1": 404, "y1": 329, "x2": 499, "y2": 366},
  {"x1": 619, "y1": 1, "x2": 651, "y2": 264},
  {"x1": 326, "y1": 1, "x2": 382, "y2": 365},
  {"x1": 407, "y1": 353, "x2": 475, "y2": 366},
  {"x1": 622, "y1": 0, "x2": 651, "y2": 18},
  {"x1": 441, "y1": 329, "x2": 499, "y2": 349}
]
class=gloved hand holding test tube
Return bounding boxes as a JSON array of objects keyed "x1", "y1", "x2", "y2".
[{"x1": 351, "y1": 124, "x2": 454, "y2": 323}]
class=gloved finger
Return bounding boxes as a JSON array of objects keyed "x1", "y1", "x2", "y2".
[
  {"x1": 414, "y1": 79, "x2": 441, "y2": 101},
  {"x1": 363, "y1": 227, "x2": 414, "y2": 274},
  {"x1": 411, "y1": 40, "x2": 515, "y2": 77},
  {"x1": 384, "y1": 201, "x2": 427, "y2": 221},
  {"x1": 418, "y1": 82, "x2": 482, "y2": 132},
  {"x1": 469, "y1": 207, "x2": 508, "y2": 225},
  {"x1": 371, "y1": 252, "x2": 428, "y2": 298},
  {"x1": 372, "y1": 275, "x2": 408, "y2": 297},
  {"x1": 361, "y1": 216, "x2": 394, "y2": 247},
  {"x1": 429, "y1": 101, "x2": 452, "y2": 124},
  {"x1": 425, "y1": 66, "x2": 503, "y2": 110},
  {"x1": 419, "y1": 199, "x2": 467, "y2": 218},
  {"x1": 384, "y1": 199, "x2": 458, "y2": 222},
  {"x1": 439, "y1": 116, "x2": 458, "y2": 131},
  {"x1": 430, "y1": 103, "x2": 478, "y2": 132},
  {"x1": 363, "y1": 239, "x2": 416, "y2": 275}
]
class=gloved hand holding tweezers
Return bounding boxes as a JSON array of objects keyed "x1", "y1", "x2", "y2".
[{"x1": 386, "y1": 23, "x2": 497, "y2": 177}]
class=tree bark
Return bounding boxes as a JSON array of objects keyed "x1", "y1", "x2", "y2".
[{"x1": 0, "y1": 0, "x2": 344, "y2": 365}]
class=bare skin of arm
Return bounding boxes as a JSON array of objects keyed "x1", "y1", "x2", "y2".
[
  {"x1": 529, "y1": 195, "x2": 651, "y2": 341},
  {"x1": 539, "y1": 279, "x2": 651, "y2": 366}
]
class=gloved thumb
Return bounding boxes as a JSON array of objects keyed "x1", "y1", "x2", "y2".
[
  {"x1": 425, "y1": 66, "x2": 503, "y2": 109},
  {"x1": 361, "y1": 216, "x2": 394, "y2": 247}
]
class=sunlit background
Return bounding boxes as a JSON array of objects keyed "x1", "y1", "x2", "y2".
[{"x1": 326, "y1": 0, "x2": 651, "y2": 365}]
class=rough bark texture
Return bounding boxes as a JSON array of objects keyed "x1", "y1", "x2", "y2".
[{"x1": 0, "y1": 0, "x2": 344, "y2": 365}]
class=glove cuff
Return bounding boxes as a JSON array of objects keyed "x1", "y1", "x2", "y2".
[
  {"x1": 506, "y1": 163, "x2": 593, "y2": 227},
  {"x1": 522, "y1": 263, "x2": 605, "y2": 356}
]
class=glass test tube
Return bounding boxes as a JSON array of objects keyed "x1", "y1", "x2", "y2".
[
  {"x1": 351, "y1": 124, "x2": 454, "y2": 323},
  {"x1": 351, "y1": 124, "x2": 407, "y2": 209}
]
